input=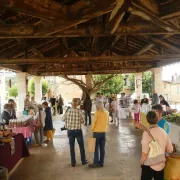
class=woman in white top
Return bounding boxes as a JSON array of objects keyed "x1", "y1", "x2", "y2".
[
  {"x1": 33, "y1": 106, "x2": 46, "y2": 146},
  {"x1": 111, "y1": 96, "x2": 120, "y2": 125}
]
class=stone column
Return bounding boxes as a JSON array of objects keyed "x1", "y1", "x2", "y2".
[
  {"x1": 151, "y1": 67, "x2": 163, "y2": 94},
  {"x1": 135, "y1": 73, "x2": 142, "y2": 99},
  {"x1": 16, "y1": 72, "x2": 28, "y2": 114},
  {"x1": 0, "y1": 75, "x2": 6, "y2": 115},
  {"x1": 34, "y1": 76, "x2": 42, "y2": 103}
]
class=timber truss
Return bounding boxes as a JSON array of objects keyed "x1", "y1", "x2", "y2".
[{"x1": 0, "y1": 0, "x2": 180, "y2": 75}]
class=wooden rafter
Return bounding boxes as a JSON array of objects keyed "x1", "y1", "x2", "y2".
[
  {"x1": 0, "y1": 0, "x2": 67, "y2": 21},
  {"x1": 1, "y1": 23, "x2": 180, "y2": 38},
  {"x1": 129, "y1": 2, "x2": 180, "y2": 32},
  {"x1": 0, "y1": 54, "x2": 180, "y2": 65},
  {"x1": 160, "y1": 0, "x2": 180, "y2": 20},
  {"x1": 143, "y1": 36, "x2": 180, "y2": 54},
  {"x1": 107, "y1": 0, "x2": 132, "y2": 34},
  {"x1": 35, "y1": 0, "x2": 115, "y2": 35}
]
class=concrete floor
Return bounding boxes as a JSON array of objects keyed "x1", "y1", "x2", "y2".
[{"x1": 10, "y1": 115, "x2": 143, "y2": 180}]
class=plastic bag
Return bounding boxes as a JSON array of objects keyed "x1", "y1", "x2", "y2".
[{"x1": 88, "y1": 137, "x2": 96, "y2": 153}]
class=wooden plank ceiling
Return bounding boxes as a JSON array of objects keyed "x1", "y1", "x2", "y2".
[{"x1": 0, "y1": 0, "x2": 180, "y2": 75}]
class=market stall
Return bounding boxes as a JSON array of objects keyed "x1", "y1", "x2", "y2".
[
  {"x1": 0, "y1": 133, "x2": 29, "y2": 172},
  {"x1": 9, "y1": 115, "x2": 35, "y2": 139}
]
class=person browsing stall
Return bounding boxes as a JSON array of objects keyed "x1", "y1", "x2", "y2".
[
  {"x1": 1, "y1": 104, "x2": 11, "y2": 125},
  {"x1": 33, "y1": 106, "x2": 46, "y2": 146},
  {"x1": 42, "y1": 101, "x2": 54, "y2": 144}
]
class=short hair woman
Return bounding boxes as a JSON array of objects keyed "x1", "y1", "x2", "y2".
[{"x1": 140, "y1": 111, "x2": 173, "y2": 180}]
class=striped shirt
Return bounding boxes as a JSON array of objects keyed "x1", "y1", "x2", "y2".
[{"x1": 63, "y1": 108, "x2": 84, "y2": 130}]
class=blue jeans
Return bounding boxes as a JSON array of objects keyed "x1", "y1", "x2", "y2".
[
  {"x1": 93, "y1": 132, "x2": 106, "y2": 165},
  {"x1": 67, "y1": 130, "x2": 86, "y2": 164}
]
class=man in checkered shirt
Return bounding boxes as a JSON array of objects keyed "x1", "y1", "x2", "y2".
[{"x1": 63, "y1": 98, "x2": 88, "y2": 167}]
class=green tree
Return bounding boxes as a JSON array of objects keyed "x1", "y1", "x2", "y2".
[
  {"x1": 8, "y1": 85, "x2": 18, "y2": 98},
  {"x1": 129, "y1": 71, "x2": 153, "y2": 97},
  {"x1": 28, "y1": 78, "x2": 49, "y2": 96},
  {"x1": 129, "y1": 74, "x2": 135, "y2": 93},
  {"x1": 142, "y1": 71, "x2": 153, "y2": 97},
  {"x1": 93, "y1": 75, "x2": 124, "y2": 95},
  {"x1": 62, "y1": 74, "x2": 116, "y2": 98}
]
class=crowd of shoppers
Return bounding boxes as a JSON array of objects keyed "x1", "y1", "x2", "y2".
[{"x1": 1, "y1": 88, "x2": 174, "y2": 179}]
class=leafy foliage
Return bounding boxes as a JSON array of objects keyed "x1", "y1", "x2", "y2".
[
  {"x1": 28, "y1": 78, "x2": 49, "y2": 96},
  {"x1": 142, "y1": 71, "x2": 153, "y2": 97},
  {"x1": 164, "y1": 113, "x2": 180, "y2": 126},
  {"x1": 93, "y1": 75, "x2": 124, "y2": 95},
  {"x1": 129, "y1": 71, "x2": 153, "y2": 97},
  {"x1": 8, "y1": 85, "x2": 18, "y2": 98}
]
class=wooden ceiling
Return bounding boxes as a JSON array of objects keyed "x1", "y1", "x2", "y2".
[{"x1": 0, "y1": 0, "x2": 180, "y2": 75}]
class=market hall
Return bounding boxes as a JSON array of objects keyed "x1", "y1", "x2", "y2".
[{"x1": 0, "y1": 0, "x2": 180, "y2": 179}]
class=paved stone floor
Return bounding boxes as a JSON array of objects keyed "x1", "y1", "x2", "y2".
[{"x1": 10, "y1": 115, "x2": 143, "y2": 180}]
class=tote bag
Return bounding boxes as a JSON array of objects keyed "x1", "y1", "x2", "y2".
[
  {"x1": 136, "y1": 123, "x2": 166, "y2": 166},
  {"x1": 143, "y1": 128, "x2": 166, "y2": 166},
  {"x1": 88, "y1": 137, "x2": 96, "y2": 153}
]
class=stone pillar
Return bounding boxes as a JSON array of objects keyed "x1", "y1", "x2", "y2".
[
  {"x1": 0, "y1": 75, "x2": 6, "y2": 115},
  {"x1": 16, "y1": 72, "x2": 28, "y2": 114},
  {"x1": 135, "y1": 73, "x2": 142, "y2": 99},
  {"x1": 34, "y1": 76, "x2": 42, "y2": 103},
  {"x1": 151, "y1": 67, "x2": 163, "y2": 94}
]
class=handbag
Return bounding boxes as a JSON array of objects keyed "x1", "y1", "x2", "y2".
[{"x1": 143, "y1": 127, "x2": 166, "y2": 166}]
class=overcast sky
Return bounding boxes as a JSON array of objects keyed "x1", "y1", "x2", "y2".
[{"x1": 162, "y1": 63, "x2": 180, "y2": 81}]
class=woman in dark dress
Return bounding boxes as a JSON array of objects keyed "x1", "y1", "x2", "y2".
[
  {"x1": 42, "y1": 101, "x2": 53, "y2": 143},
  {"x1": 159, "y1": 95, "x2": 170, "y2": 109}
]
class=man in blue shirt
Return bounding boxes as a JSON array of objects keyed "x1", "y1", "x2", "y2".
[{"x1": 152, "y1": 104, "x2": 170, "y2": 134}]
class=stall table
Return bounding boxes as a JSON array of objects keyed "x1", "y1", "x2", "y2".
[
  {"x1": 0, "y1": 134, "x2": 30, "y2": 172},
  {"x1": 10, "y1": 116, "x2": 35, "y2": 139}
]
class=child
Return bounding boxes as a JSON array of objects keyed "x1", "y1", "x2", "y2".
[
  {"x1": 34, "y1": 106, "x2": 46, "y2": 146},
  {"x1": 133, "y1": 100, "x2": 140, "y2": 124},
  {"x1": 42, "y1": 101, "x2": 54, "y2": 144}
]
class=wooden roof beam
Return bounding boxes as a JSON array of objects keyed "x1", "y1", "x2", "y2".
[
  {"x1": 0, "y1": 24, "x2": 180, "y2": 38},
  {"x1": 135, "y1": 0, "x2": 159, "y2": 15},
  {"x1": 0, "y1": 54, "x2": 180, "y2": 65},
  {"x1": 35, "y1": 0, "x2": 115, "y2": 35},
  {"x1": 107, "y1": 0, "x2": 132, "y2": 34},
  {"x1": 134, "y1": 34, "x2": 173, "y2": 56},
  {"x1": 31, "y1": 68, "x2": 150, "y2": 76},
  {"x1": 144, "y1": 36, "x2": 180, "y2": 54},
  {"x1": 28, "y1": 65, "x2": 153, "y2": 73},
  {"x1": 160, "y1": 0, "x2": 180, "y2": 21},
  {"x1": 0, "y1": 0, "x2": 67, "y2": 21},
  {"x1": 129, "y1": 2, "x2": 180, "y2": 32}
]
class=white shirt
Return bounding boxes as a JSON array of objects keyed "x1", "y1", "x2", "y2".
[
  {"x1": 133, "y1": 104, "x2": 140, "y2": 114},
  {"x1": 111, "y1": 100, "x2": 119, "y2": 111},
  {"x1": 34, "y1": 111, "x2": 46, "y2": 126},
  {"x1": 105, "y1": 103, "x2": 109, "y2": 111},
  {"x1": 96, "y1": 97, "x2": 103, "y2": 104}
]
